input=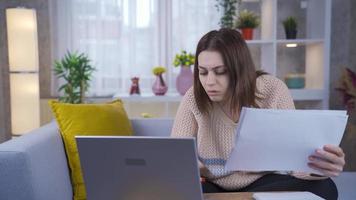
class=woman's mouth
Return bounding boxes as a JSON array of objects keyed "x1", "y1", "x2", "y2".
[{"x1": 207, "y1": 91, "x2": 220, "y2": 96}]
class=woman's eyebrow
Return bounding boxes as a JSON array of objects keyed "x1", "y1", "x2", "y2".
[
  {"x1": 212, "y1": 65, "x2": 225, "y2": 70},
  {"x1": 198, "y1": 65, "x2": 225, "y2": 70}
]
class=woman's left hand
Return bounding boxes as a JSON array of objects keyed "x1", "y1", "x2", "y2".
[{"x1": 308, "y1": 144, "x2": 345, "y2": 177}]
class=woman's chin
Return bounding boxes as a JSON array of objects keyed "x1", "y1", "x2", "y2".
[{"x1": 209, "y1": 96, "x2": 223, "y2": 102}]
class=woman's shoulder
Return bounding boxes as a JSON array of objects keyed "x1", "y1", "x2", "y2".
[
  {"x1": 256, "y1": 74, "x2": 289, "y2": 93},
  {"x1": 183, "y1": 86, "x2": 195, "y2": 101},
  {"x1": 180, "y1": 86, "x2": 198, "y2": 109},
  {"x1": 256, "y1": 74, "x2": 295, "y2": 109}
]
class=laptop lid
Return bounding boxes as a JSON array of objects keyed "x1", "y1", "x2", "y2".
[{"x1": 76, "y1": 136, "x2": 203, "y2": 200}]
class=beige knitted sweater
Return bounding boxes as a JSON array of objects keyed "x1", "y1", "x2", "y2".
[{"x1": 171, "y1": 75, "x2": 324, "y2": 190}]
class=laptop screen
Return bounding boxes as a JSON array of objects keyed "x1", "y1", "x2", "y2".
[{"x1": 76, "y1": 136, "x2": 203, "y2": 200}]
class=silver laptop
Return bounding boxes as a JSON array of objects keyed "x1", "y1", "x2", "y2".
[{"x1": 76, "y1": 136, "x2": 203, "y2": 200}]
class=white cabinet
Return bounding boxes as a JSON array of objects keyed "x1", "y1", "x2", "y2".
[{"x1": 242, "y1": 0, "x2": 331, "y2": 109}]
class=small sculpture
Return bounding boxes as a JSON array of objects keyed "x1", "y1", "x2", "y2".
[{"x1": 130, "y1": 77, "x2": 140, "y2": 95}]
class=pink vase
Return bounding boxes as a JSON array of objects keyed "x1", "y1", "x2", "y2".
[
  {"x1": 176, "y1": 66, "x2": 193, "y2": 95},
  {"x1": 152, "y1": 74, "x2": 168, "y2": 95}
]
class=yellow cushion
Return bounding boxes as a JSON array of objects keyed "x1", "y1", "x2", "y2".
[{"x1": 49, "y1": 99, "x2": 133, "y2": 200}]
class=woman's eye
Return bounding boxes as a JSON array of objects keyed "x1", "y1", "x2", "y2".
[
  {"x1": 215, "y1": 70, "x2": 227, "y2": 75},
  {"x1": 199, "y1": 71, "x2": 208, "y2": 75}
]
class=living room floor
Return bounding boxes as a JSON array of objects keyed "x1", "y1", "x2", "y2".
[{"x1": 332, "y1": 172, "x2": 356, "y2": 200}]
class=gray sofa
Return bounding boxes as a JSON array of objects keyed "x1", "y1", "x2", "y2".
[{"x1": 0, "y1": 118, "x2": 174, "y2": 200}]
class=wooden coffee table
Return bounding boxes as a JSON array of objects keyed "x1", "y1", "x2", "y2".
[{"x1": 204, "y1": 192, "x2": 253, "y2": 200}]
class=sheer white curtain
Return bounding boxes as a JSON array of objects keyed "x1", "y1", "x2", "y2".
[
  {"x1": 170, "y1": 0, "x2": 220, "y2": 89},
  {"x1": 50, "y1": 0, "x2": 219, "y2": 96}
]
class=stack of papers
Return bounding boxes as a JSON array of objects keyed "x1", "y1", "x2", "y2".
[
  {"x1": 225, "y1": 108, "x2": 348, "y2": 174},
  {"x1": 253, "y1": 192, "x2": 325, "y2": 200}
]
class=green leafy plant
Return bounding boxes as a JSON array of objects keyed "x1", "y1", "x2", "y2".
[
  {"x1": 173, "y1": 50, "x2": 195, "y2": 67},
  {"x1": 282, "y1": 16, "x2": 298, "y2": 32},
  {"x1": 54, "y1": 51, "x2": 95, "y2": 104},
  {"x1": 215, "y1": 0, "x2": 241, "y2": 28},
  {"x1": 235, "y1": 9, "x2": 260, "y2": 29},
  {"x1": 152, "y1": 66, "x2": 166, "y2": 75}
]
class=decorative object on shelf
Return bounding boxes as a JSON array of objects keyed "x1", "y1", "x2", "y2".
[
  {"x1": 282, "y1": 16, "x2": 298, "y2": 39},
  {"x1": 6, "y1": 8, "x2": 40, "y2": 135},
  {"x1": 235, "y1": 9, "x2": 260, "y2": 40},
  {"x1": 215, "y1": 0, "x2": 241, "y2": 28},
  {"x1": 141, "y1": 112, "x2": 153, "y2": 118},
  {"x1": 173, "y1": 50, "x2": 195, "y2": 95},
  {"x1": 152, "y1": 66, "x2": 168, "y2": 96},
  {"x1": 54, "y1": 51, "x2": 95, "y2": 104},
  {"x1": 284, "y1": 73, "x2": 305, "y2": 89},
  {"x1": 336, "y1": 67, "x2": 356, "y2": 112},
  {"x1": 130, "y1": 77, "x2": 141, "y2": 95}
]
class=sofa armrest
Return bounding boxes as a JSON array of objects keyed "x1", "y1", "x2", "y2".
[{"x1": 0, "y1": 122, "x2": 72, "y2": 200}]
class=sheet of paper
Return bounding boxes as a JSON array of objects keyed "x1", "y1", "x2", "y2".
[
  {"x1": 253, "y1": 192, "x2": 325, "y2": 200},
  {"x1": 225, "y1": 107, "x2": 348, "y2": 174}
]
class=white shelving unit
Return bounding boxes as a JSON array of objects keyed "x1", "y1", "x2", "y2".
[
  {"x1": 242, "y1": 0, "x2": 331, "y2": 109},
  {"x1": 113, "y1": 0, "x2": 331, "y2": 117}
]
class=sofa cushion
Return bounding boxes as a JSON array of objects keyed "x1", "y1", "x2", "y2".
[{"x1": 49, "y1": 99, "x2": 132, "y2": 200}]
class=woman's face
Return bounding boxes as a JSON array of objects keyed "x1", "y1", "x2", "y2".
[{"x1": 198, "y1": 50, "x2": 229, "y2": 102}]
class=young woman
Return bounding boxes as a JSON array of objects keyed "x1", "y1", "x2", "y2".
[{"x1": 171, "y1": 28, "x2": 345, "y2": 200}]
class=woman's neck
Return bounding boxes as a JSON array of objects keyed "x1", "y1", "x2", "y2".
[{"x1": 218, "y1": 101, "x2": 239, "y2": 123}]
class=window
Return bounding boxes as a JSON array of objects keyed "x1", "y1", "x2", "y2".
[{"x1": 50, "y1": 0, "x2": 219, "y2": 96}]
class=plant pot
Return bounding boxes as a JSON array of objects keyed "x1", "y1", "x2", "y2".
[
  {"x1": 152, "y1": 74, "x2": 168, "y2": 95},
  {"x1": 176, "y1": 66, "x2": 193, "y2": 95},
  {"x1": 241, "y1": 28, "x2": 254, "y2": 40},
  {"x1": 285, "y1": 29, "x2": 297, "y2": 39},
  {"x1": 285, "y1": 73, "x2": 305, "y2": 89}
]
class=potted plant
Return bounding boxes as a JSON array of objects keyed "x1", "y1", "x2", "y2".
[
  {"x1": 54, "y1": 51, "x2": 95, "y2": 103},
  {"x1": 173, "y1": 50, "x2": 195, "y2": 95},
  {"x1": 235, "y1": 9, "x2": 260, "y2": 40},
  {"x1": 282, "y1": 16, "x2": 298, "y2": 39},
  {"x1": 152, "y1": 66, "x2": 168, "y2": 96},
  {"x1": 336, "y1": 67, "x2": 356, "y2": 112},
  {"x1": 215, "y1": 0, "x2": 241, "y2": 28}
]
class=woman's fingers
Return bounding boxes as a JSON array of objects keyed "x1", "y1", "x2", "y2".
[
  {"x1": 308, "y1": 156, "x2": 343, "y2": 173},
  {"x1": 308, "y1": 145, "x2": 345, "y2": 177},
  {"x1": 308, "y1": 162, "x2": 340, "y2": 177},
  {"x1": 324, "y1": 144, "x2": 345, "y2": 158},
  {"x1": 313, "y1": 146, "x2": 345, "y2": 166}
]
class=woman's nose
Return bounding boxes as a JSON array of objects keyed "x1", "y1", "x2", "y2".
[{"x1": 206, "y1": 72, "x2": 216, "y2": 85}]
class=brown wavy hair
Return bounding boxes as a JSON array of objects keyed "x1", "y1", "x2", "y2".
[{"x1": 193, "y1": 28, "x2": 265, "y2": 115}]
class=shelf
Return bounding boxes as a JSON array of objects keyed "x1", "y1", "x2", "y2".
[
  {"x1": 290, "y1": 89, "x2": 325, "y2": 101},
  {"x1": 277, "y1": 39, "x2": 324, "y2": 45},
  {"x1": 242, "y1": 0, "x2": 260, "y2": 2},
  {"x1": 246, "y1": 40, "x2": 274, "y2": 45},
  {"x1": 113, "y1": 93, "x2": 183, "y2": 102},
  {"x1": 245, "y1": 39, "x2": 323, "y2": 45},
  {"x1": 112, "y1": 89, "x2": 324, "y2": 102}
]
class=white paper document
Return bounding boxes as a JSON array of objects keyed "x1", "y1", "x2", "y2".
[
  {"x1": 225, "y1": 107, "x2": 348, "y2": 174},
  {"x1": 253, "y1": 192, "x2": 325, "y2": 200}
]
